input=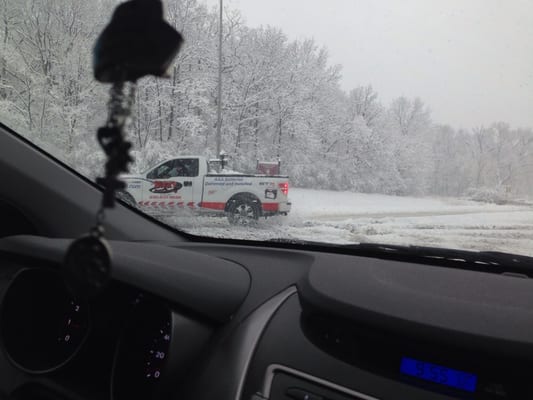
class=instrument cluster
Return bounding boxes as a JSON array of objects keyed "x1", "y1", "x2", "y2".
[{"x1": 0, "y1": 268, "x2": 210, "y2": 400}]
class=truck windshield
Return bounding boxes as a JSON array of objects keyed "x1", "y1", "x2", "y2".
[{"x1": 1, "y1": 0, "x2": 532, "y2": 256}]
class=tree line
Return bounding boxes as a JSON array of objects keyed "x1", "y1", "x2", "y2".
[{"x1": 1, "y1": 0, "x2": 532, "y2": 200}]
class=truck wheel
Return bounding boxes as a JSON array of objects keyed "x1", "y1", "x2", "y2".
[
  {"x1": 227, "y1": 198, "x2": 259, "y2": 225},
  {"x1": 116, "y1": 190, "x2": 137, "y2": 208}
]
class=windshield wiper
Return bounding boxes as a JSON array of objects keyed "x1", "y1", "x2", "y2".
[{"x1": 266, "y1": 238, "x2": 533, "y2": 277}]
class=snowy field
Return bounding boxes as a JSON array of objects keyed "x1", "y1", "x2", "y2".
[{"x1": 162, "y1": 188, "x2": 533, "y2": 257}]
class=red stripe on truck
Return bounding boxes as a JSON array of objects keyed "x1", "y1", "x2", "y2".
[
  {"x1": 199, "y1": 202, "x2": 280, "y2": 212},
  {"x1": 199, "y1": 202, "x2": 225, "y2": 210}
]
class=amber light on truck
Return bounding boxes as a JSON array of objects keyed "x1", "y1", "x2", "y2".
[{"x1": 279, "y1": 182, "x2": 289, "y2": 196}]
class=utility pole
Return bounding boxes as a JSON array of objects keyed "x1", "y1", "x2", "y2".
[{"x1": 215, "y1": 0, "x2": 223, "y2": 157}]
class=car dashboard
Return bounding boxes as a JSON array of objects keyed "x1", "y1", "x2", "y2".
[{"x1": 1, "y1": 235, "x2": 533, "y2": 400}]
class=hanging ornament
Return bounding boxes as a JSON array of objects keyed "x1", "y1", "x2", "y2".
[{"x1": 64, "y1": 0, "x2": 183, "y2": 297}]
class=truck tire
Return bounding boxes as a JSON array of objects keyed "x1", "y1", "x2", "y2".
[{"x1": 227, "y1": 196, "x2": 260, "y2": 225}]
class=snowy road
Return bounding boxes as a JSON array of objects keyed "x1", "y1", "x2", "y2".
[{"x1": 163, "y1": 188, "x2": 533, "y2": 257}]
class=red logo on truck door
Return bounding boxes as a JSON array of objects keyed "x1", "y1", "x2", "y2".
[{"x1": 149, "y1": 181, "x2": 183, "y2": 194}]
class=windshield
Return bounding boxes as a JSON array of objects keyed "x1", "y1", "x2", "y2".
[{"x1": 1, "y1": 0, "x2": 533, "y2": 256}]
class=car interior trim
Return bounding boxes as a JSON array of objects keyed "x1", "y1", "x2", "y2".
[
  {"x1": 262, "y1": 364, "x2": 380, "y2": 400},
  {"x1": 233, "y1": 286, "x2": 297, "y2": 400}
]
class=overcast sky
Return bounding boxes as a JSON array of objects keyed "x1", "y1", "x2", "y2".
[{"x1": 201, "y1": 0, "x2": 533, "y2": 130}]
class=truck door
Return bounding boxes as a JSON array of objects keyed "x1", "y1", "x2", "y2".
[{"x1": 145, "y1": 158, "x2": 198, "y2": 211}]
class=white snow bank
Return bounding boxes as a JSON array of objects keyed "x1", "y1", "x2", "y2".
[
  {"x1": 288, "y1": 188, "x2": 525, "y2": 219},
  {"x1": 161, "y1": 188, "x2": 533, "y2": 257}
]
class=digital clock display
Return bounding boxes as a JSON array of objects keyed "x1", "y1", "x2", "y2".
[{"x1": 400, "y1": 357, "x2": 477, "y2": 393}]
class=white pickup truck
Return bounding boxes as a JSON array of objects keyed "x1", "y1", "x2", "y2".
[{"x1": 119, "y1": 156, "x2": 291, "y2": 224}]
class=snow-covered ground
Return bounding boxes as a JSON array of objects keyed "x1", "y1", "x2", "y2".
[{"x1": 162, "y1": 188, "x2": 533, "y2": 257}]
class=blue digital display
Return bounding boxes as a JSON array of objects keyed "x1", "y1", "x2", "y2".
[{"x1": 400, "y1": 357, "x2": 477, "y2": 393}]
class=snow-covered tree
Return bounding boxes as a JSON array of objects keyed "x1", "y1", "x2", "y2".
[{"x1": 1, "y1": 0, "x2": 531, "y2": 199}]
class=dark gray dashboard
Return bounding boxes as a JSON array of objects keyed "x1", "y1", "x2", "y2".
[
  {"x1": 0, "y1": 236, "x2": 250, "y2": 322},
  {"x1": 1, "y1": 236, "x2": 533, "y2": 400},
  {"x1": 299, "y1": 254, "x2": 533, "y2": 357}
]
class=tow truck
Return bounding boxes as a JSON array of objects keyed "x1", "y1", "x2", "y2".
[{"x1": 119, "y1": 156, "x2": 291, "y2": 224}]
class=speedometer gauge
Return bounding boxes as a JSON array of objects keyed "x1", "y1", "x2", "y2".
[
  {"x1": 112, "y1": 297, "x2": 211, "y2": 400},
  {"x1": 112, "y1": 300, "x2": 172, "y2": 400},
  {"x1": 144, "y1": 319, "x2": 171, "y2": 381},
  {"x1": 0, "y1": 268, "x2": 90, "y2": 373}
]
